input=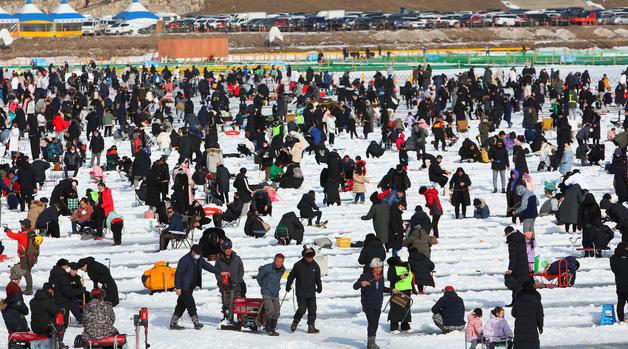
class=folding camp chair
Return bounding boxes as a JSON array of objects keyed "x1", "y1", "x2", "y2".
[{"x1": 169, "y1": 230, "x2": 193, "y2": 250}]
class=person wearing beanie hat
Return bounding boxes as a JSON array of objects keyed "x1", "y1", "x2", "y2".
[
  {"x1": 505, "y1": 227, "x2": 530, "y2": 307},
  {"x1": 170, "y1": 245, "x2": 229, "y2": 330},
  {"x1": 5, "y1": 221, "x2": 36, "y2": 295},
  {"x1": 1, "y1": 271, "x2": 30, "y2": 333},
  {"x1": 49, "y1": 257, "x2": 84, "y2": 332},
  {"x1": 82, "y1": 287, "x2": 118, "y2": 343},
  {"x1": 431, "y1": 284, "x2": 466, "y2": 334},
  {"x1": 286, "y1": 245, "x2": 322, "y2": 334},
  {"x1": 29, "y1": 282, "x2": 62, "y2": 342},
  {"x1": 386, "y1": 255, "x2": 414, "y2": 333},
  {"x1": 66, "y1": 262, "x2": 86, "y2": 325},
  {"x1": 354, "y1": 256, "x2": 389, "y2": 349},
  {"x1": 216, "y1": 239, "x2": 244, "y2": 320}
]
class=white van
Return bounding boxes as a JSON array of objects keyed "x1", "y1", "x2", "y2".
[{"x1": 82, "y1": 20, "x2": 99, "y2": 35}]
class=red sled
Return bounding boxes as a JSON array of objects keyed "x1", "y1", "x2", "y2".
[
  {"x1": 8, "y1": 332, "x2": 52, "y2": 348},
  {"x1": 74, "y1": 334, "x2": 128, "y2": 348},
  {"x1": 0, "y1": 254, "x2": 8, "y2": 262}
]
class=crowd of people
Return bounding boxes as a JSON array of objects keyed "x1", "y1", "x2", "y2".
[{"x1": 0, "y1": 60, "x2": 626, "y2": 349}]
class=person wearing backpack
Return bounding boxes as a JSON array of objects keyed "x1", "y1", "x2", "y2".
[{"x1": 5, "y1": 219, "x2": 40, "y2": 295}]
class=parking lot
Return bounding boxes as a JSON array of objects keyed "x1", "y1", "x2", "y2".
[{"x1": 157, "y1": 7, "x2": 628, "y2": 34}]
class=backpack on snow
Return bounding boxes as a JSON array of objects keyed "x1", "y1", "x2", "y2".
[{"x1": 142, "y1": 261, "x2": 176, "y2": 293}]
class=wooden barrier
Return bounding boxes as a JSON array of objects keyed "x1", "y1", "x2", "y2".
[{"x1": 157, "y1": 37, "x2": 228, "y2": 59}]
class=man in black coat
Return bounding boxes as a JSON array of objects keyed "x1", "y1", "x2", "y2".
[
  {"x1": 428, "y1": 155, "x2": 449, "y2": 188},
  {"x1": 358, "y1": 234, "x2": 386, "y2": 274},
  {"x1": 171, "y1": 245, "x2": 228, "y2": 330},
  {"x1": 132, "y1": 148, "x2": 151, "y2": 188},
  {"x1": 512, "y1": 281, "x2": 544, "y2": 349},
  {"x1": 48, "y1": 259, "x2": 83, "y2": 331},
  {"x1": 409, "y1": 205, "x2": 432, "y2": 234},
  {"x1": 233, "y1": 168, "x2": 253, "y2": 203},
  {"x1": 390, "y1": 165, "x2": 411, "y2": 193},
  {"x1": 27, "y1": 113, "x2": 40, "y2": 159},
  {"x1": 150, "y1": 157, "x2": 170, "y2": 202},
  {"x1": 29, "y1": 283, "x2": 60, "y2": 336},
  {"x1": 17, "y1": 157, "x2": 36, "y2": 211},
  {"x1": 297, "y1": 191, "x2": 322, "y2": 226},
  {"x1": 286, "y1": 246, "x2": 322, "y2": 334},
  {"x1": 606, "y1": 203, "x2": 628, "y2": 242},
  {"x1": 488, "y1": 139, "x2": 509, "y2": 193},
  {"x1": 78, "y1": 257, "x2": 119, "y2": 307},
  {"x1": 505, "y1": 226, "x2": 531, "y2": 306},
  {"x1": 611, "y1": 242, "x2": 628, "y2": 322},
  {"x1": 50, "y1": 178, "x2": 77, "y2": 210}
]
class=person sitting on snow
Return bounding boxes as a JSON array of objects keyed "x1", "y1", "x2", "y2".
[
  {"x1": 539, "y1": 193, "x2": 563, "y2": 217},
  {"x1": 473, "y1": 198, "x2": 490, "y2": 219},
  {"x1": 431, "y1": 285, "x2": 466, "y2": 334},
  {"x1": 82, "y1": 288, "x2": 118, "y2": 342}
]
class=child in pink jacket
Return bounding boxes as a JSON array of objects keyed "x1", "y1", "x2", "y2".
[{"x1": 466, "y1": 308, "x2": 483, "y2": 349}]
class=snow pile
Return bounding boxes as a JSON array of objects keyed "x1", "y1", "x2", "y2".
[
  {"x1": 594, "y1": 27, "x2": 616, "y2": 38},
  {"x1": 613, "y1": 28, "x2": 628, "y2": 39}
]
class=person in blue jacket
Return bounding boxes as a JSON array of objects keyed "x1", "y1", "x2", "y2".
[
  {"x1": 256, "y1": 253, "x2": 286, "y2": 336},
  {"x1": 170, "y1": 245, "x2": 229, "y2": 330},
  {"x1": 353, "y1": 257, "x2": 391, "y2": 349}
]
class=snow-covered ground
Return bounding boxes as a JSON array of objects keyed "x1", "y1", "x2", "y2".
[{"x1": 1, "y1": 65, "x2": 628, "y2": 348}]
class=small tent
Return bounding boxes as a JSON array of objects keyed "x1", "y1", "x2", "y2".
[
  {"x1": 50, "y1": 0, "x2": 85, "y2": 36},
  {"x1": 113, "y1": 0, "x2": 158, "y2": 25},
  {"x1": 14, "y1": 0, "x2": 52, "y2": 37}
]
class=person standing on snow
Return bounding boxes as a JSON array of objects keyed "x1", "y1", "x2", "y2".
[
  {"x1": 354, "y1": 258, "x2": 390, "y2": 349},
  {"x1": 512, "y1": 280, "x2": 544, "y2": 349},
  {"x1": 610, "y1": 242, "x2": 628, "y2": 323},
  {"x1": 256, "y1": 253, "x2": 286, "y2": 336},
  {"x1": 5, "y1": 219, "x2": 37, "y2": 295},
  {"x1": 215, "y1": 240, "x2": 245, "y2": 320},
  {"x1": 77, "y1": 257, "x2": 119, "y2": 307},
  {"x1": 170, "y1": 245, "x2": 229, "y2": 330},
  {"x1": 286, "y1": 246, "x2": 322, "y2": 334},
  {"x1": 512, "y1": 185, "x2": 539, "y2": 234},
  {"x1": 504, "y1": 227, "x2": 530, "y2": 307}
]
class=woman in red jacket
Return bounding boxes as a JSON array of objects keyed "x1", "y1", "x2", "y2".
[
  {"x1": 98, "y1": 182, "x2": 114, "y2": 218},
  {"x1": 419, "y1": 186, "x2": 443, "y2": 239}
]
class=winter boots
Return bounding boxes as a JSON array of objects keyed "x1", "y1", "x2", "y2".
[
  {"x1": 169, "y1": 315, "x2": 184, "y2": 330},
  {"x1": 367, "y1": 336, "x2": 380, "y2": 349},
  {"x1": 265, "y1": 320, "x2": 279, "y2": 336},
  {"x1": 191, "y1": 315, "x2": 203, "y2": 330},
  {"x1": 290, "y1": 320, "x2": 299, "y2": 332},
  {"x1": 307, "y1": 324, "x2": 320, "y2": 334}
]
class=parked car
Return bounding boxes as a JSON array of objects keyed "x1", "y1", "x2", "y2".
[
  {"x1": 303, "y1": 16, "x2": 328, "y2": 31},
  {"x1": 105, "y1": 22, "x2": 147, "y2": 35},
  {"x1": 493, "y1": 14, "x2": 526, "y2": 26}
]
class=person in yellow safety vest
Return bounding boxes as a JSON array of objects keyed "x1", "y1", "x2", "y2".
[
  {"x1": 567, "y1": 90, "x2": 578, "y2": 115},
  {"x1": 386, "y1": 255, "x2": 416, "y2": 334}
]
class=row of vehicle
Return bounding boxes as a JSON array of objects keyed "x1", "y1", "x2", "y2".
[{"x1": 83, "y1": 7, "x2": 628, "y2": 36}]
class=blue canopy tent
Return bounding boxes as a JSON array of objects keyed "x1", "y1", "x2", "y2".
[
  {"x1": 14, "y1": 0, "x2": 53, "y2": 37},
  {"x1": 113, "y1": 0, "x2": 158, "y2": 25},
  {"x1": 50, "y1": 0, "x2": 85, "y2": 36}
]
